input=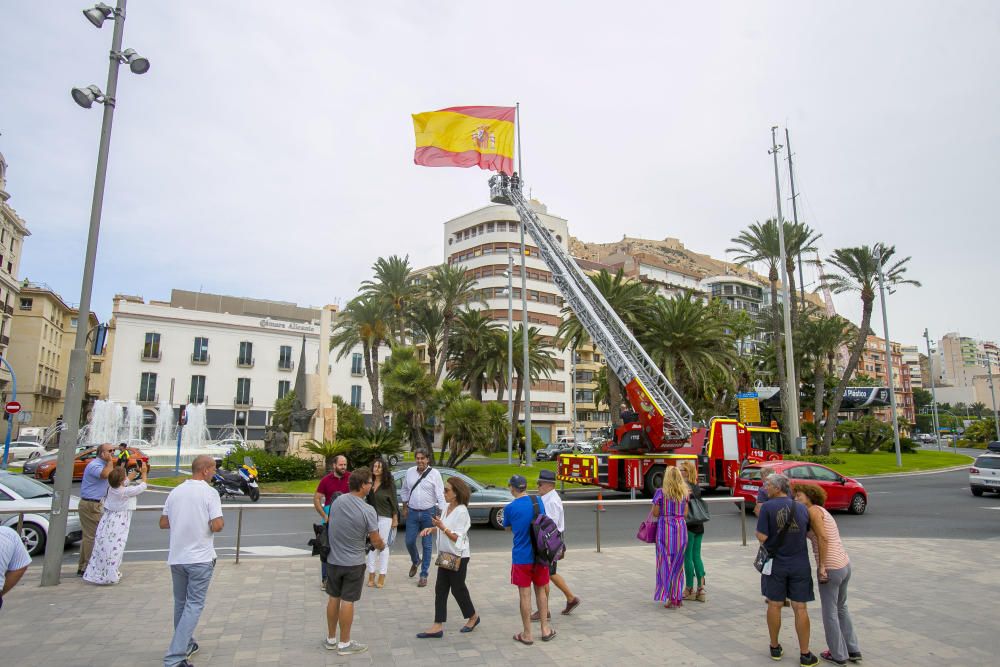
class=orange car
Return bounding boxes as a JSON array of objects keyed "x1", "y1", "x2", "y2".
[{"x1": 33, "y1": 447, "x2": 149, "y2": 483}]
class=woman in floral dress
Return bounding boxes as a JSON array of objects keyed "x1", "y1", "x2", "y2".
[
  {"x1": 651, "y1": 466, "x2": 689, "y2": 608},
  {"x1": 84, "y1": 461, "x2": 148, "y2": 585}
]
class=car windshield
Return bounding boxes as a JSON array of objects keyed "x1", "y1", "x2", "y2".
[
  {"x1": 0, "y1": 473, "x2": 54, "y2": 499},
  {"x1": 740, "y1": 467, "x2": 763, "y2": 480},
  {"x1": 975, "y1": 456, "x2": 1000, "y2": 469}
]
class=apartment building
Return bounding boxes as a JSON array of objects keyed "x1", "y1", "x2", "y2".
[
  {"x1": 857, "y1": 334, "x2": 914, "y2": 423},
  {"x1": 933, "y1": 332, "x2": 999, "y2": 407},
  {"x1": 0, "y1": 152, "x2": 31, "y2": 399}
]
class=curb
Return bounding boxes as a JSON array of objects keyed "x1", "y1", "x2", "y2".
[{"x1": 853, "y1": 460, "x2": 974, "y2": 481}]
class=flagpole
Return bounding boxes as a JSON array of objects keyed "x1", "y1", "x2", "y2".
[{"x1": 515, "y1": 102, "x2": 523, "y2": 178}]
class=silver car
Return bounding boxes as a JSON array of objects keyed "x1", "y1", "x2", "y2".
[
  {"x1": 0, "y1": 471, "x2": 83, "y2": 555},
  {"x1": 393, "y1": 467, "x2": 513, "y2": 529},
  {"x1": 970, "y1": 454, "x2": 1000, "y2": 497}
]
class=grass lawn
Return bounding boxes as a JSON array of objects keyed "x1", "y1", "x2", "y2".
[{"x1": 825, "y1": 450, "x2": 972, "y2": 477}]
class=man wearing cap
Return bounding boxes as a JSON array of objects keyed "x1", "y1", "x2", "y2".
[
  {"x1": 503, "y1": 474, "x2": 555, "y2": 645},
  {"x1": 532, "y1": 470, "x2": 581, "y2": 622}
]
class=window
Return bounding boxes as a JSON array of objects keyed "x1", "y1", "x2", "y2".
[
  {"x1": 786, "y1": 465, "x2": 812, "y2": 480},
  {"x1": 190, "y1": 375, "x2": 206, "y2": 403},
  {"x1": 350, "y1": 385, "x2": 362, "y2": 408},
  {"x1": 277, "y1": 380, "x2": 291, "y2": 399},
  {"x1": 236, "y1": 377, "x2": 251, "y2": 405},
  {"x1": 575, "y1": 389, "x2": 595, "y2": 402},
  {"x1": 808, "y1": 466, "x2": 840, "y2": 482},
  {"x1": 279, "y1": 345, "x2": 293, "y2": 370},
  {"x1": 91, "y1": 361, "x2": 102, "y2": 374},
  {"x1": 139, "y1": 372, "x2": 157, "y2": 402},
  {"x1": 351, "y1": 352, "x2": 363, "y2": 375},
  {"x1": 70, "y1": 317, "x2": 78, "y2": 328},
  {"x1": 238, "y1": 341, "x2": 254, "y2": 366},
  {"x1": 192, "y1": 336, "x2": 209, "y2": 363},
  {"x1": 142, "y1": 332, "x2": 161, "y2": 359},
  {"x1": 18, "y1": 297, "x2": 32, "y2": 311}
]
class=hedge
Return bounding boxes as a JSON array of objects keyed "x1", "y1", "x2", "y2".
[{"x1": 222, "y1": 444, "x2": 317, "y2": 482}]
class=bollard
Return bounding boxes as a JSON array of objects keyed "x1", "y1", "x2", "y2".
[
  {"x1": 739, "y1": 498, "x2": 747, "y2": 546},
  {"x1": 595, "y1": 500, "x2": 601, "y2": 553},
  {"x1": 594, "y1": 489, "x2": 606, "y2": 512},
  {"x1": 17, "y1": 511, "x2": 23, "y2": 540},
  {"x1": 235, "y1": 507, "x2": 244, "y2": 565}
]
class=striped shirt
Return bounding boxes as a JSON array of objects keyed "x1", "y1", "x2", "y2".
[{"x1": 808, "y1": 505, "x2": 850, "y2": 570}]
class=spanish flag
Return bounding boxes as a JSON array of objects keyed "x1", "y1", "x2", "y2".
[{"x1": 412, "y1": 106, "x2": 515, "y2": 175}]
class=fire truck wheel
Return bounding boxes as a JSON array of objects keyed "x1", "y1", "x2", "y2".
[{"x1": 644, "y1": 466, "x2": 665, "y2": 497}]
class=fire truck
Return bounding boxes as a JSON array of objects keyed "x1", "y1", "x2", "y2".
[{"x1": 487, "y1": 173, "x2": 783, "y2": 496}]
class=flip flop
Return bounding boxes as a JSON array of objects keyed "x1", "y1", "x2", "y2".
[
  {"x1": 512, "y1": 633, "x2": 534, "y2": 646},
  {"x1": 541, "y1": 630, "x2": 557, "y2": 642}
]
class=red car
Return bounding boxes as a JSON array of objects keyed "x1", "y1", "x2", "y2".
[{"x1": 733, "y1": 461, "x2": 868, "y2": 515}]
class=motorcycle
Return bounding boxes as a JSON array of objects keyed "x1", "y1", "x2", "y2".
[{"x1": 212, "y1": 456, "x2": 260, "y2": 502}]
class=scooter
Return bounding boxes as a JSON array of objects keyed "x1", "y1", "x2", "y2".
[{"x1": 212, "y1": 456, "x2": 260, "y2": 502}]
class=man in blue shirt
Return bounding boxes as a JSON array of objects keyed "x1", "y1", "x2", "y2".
[
  {"x1": 78, "y1": 443, "x2": 116, "y2": 576},
  {"x1": 503, "y1": 474, "x2": 554, "y2": 645},
  {"x1": 755, "y1": 473, "x2": 818, "y2": 667}
]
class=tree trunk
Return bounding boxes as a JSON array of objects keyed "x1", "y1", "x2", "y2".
[
  {"x1": 427, "y1": 342, "x2": 438, "y2": 380},
  {"x1": 813, "y1": 363, "x2": 825, "y2": 427},
  {"x1": 434, "y1": 318, "x2": 452, "y2": 385},
  {"x1": 786, "y1": 257, "x2": 800, "y2": 329},
  {"x1": 512, "y1": 373, "x2": 524, "y2": 426},
  {"x1": 365, "y1": 344, "x2": 384, "y2": 427},
  {"x1": 608, "y1": 374, "x2": 624, "y2": 427},
  {"x1": 820, "y1": 301, "x2": 873, "y2": 454},
  {"x1": 471, "y1": 375, "x2": 484, "y2": 402}
]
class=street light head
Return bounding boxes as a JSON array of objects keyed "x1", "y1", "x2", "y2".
[
  {"x1": 122, "y1": 48, "x2": 151, "y2": 74},
  {"x1": 82, "y1": 2, "x2": 114, "y2": 28},
  {"x1": 71, "y1": 84, "x2": 104, "y2": 109}
]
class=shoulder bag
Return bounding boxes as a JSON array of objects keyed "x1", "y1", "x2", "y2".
[
  {"x1": 687, "y1": 494, "x2": 711, "y2": 524},
  {"x1": 636, "y1": 494, "x2": 663, "y2": 544},
  {"x1": 753, "y1": 505, "x2": 793, "y2": 575}
]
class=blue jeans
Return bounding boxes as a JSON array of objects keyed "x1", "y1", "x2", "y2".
[
  {"x1": 165, "y1": 562, "x2": 214, "y2": 667},
  {"x1": 405, "y1": 508, "x2": 435, "y2": 578}
]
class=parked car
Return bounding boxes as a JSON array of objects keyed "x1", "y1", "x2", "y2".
[
  {"x1": 733, "y1": 460, "x2": 868, "y2": 515},
  {"x1": 535, "y1": 443, "x2": 573, "y2": 461},
  {"x1": 20, "y1": 445, "x2": 91, "y2": 476},
  {"x1": 32, "y1": 446, "x2": 149, "y2": 483},
  {"x1": 392, "y1": 467, "x2": 512, "y2": 529},
  {"x1": 0, "y1": 471, "x2": 82, "y2": 555},
  {"x1": 573, "y1": 442, "x2": 596, "y2": 454},
  {"x1": 970, "y1": 454, "x2": 1000, "y2": 496},
  {"x1": 987, "y1": 441, "x2": 1000, "y2": 454},
  {"x1": 3, "y1": 441, "x2": 48, "y2": 462}
]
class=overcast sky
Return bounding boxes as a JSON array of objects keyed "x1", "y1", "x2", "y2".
[{"x1": 2, "y1": 1, "x2": 998, "y2": 349}]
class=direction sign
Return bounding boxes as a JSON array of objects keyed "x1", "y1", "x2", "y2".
[{"x1": 5, "y1": 401, "x2": 21, "y2": 414}]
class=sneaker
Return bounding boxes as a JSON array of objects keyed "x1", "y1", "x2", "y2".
[
  {"x1": 800, "y1": 652, "x2": 819, "y2": 667},
  {"x1": 186, "y1": 642, "x2": 200, "y2": 659},
  {"x1": 323, "y1": 639, "x2": 339, "y2": 651},
  {"x1": 337, "y1": 640, "x2": 368, "y2": 656},
  {"x1": 770, "y1": 644, "x2": 784, "y2": 661},
  {"x1": 820, "y1": 650, "x2": 846, "y2": 666},
  {"x1": 417, "y1": 577, "x2": 428, "y2": 587},
  {"x1": 847, "y1": 653, "x2": 863, "y2": 663}
]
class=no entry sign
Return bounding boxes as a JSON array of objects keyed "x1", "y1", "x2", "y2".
[{"x1": 5, "y1": 401, "x2": 21, "y2": 414}]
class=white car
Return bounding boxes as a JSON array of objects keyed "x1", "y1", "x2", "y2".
[
  {"x1": 0, "y1": 471, "x2": 83, "y2": 555},
  {"x1": 970, "y1": 454, "x2": 1000, "y2": 497},
  {"x1": 2, "y1": 441, "x2": 47, "y2": 462}
]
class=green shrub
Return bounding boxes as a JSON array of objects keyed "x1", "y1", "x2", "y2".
[
  {"x1": 783, "y1": 454, "x2": 845, "y2": 465},
  {"x1": 222, "y1": 444, "x2": 317, "y2": 482},
  {"x1": 835, "y1": 416, "x2": 892, "y2": 454},
  {"x1": 880, "y1": 436, "x2": 918, "y2": 454}
]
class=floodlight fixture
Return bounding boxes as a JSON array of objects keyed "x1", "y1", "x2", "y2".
[
  {"x1": 71, "y1": 84, "x2": 104, "y2": 109},
  {"x1": 121, "y1": 48, "x2": 150, "y2": 74},
  {"x1": 82, "y1": 2, "x2": 114, "y2": 28}
]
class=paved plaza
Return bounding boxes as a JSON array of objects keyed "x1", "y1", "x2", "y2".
[{"x1": 3, "y1": 537, "x2": 995, "y2": 666}]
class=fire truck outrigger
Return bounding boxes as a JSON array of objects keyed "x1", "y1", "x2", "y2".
[{"x1": 488, "y1": 173, "x2": 783, "y2": 497}]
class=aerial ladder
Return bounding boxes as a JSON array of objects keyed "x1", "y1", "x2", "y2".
[{"x1": 488, "y1": 173, "x2": 694, "y2": 451}]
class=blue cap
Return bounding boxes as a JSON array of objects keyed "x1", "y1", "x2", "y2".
[{"x1": 507, "y1": 474, "x2": 528, "y2": 490}]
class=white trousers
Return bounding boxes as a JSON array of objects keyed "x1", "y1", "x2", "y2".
[{"x1": 366, "y1": 516, "x2": 393, "y2": 575}]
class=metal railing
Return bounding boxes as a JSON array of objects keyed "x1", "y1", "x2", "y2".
[{"x1": 5, "y1": 496, "x2": 746, "y2": 566}]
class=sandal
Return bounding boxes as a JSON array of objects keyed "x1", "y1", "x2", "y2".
[
  {"x1": 513, "y1": 632, "x2": 534, "y2": 646},
  {"x1": 541, "y1": 630, "x2": 557, "y2": 642}
]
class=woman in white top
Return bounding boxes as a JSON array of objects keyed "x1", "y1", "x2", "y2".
[
  {"x1": 84, "y1": 461, "x2": 148, "y2": 585},
  {"x1": 416, "y1": 476, "x2": 480, "y2": 638}
]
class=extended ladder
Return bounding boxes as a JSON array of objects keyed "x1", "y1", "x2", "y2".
[{"x1": 489, "y1": 173, "x2": 693, "y2": 445}]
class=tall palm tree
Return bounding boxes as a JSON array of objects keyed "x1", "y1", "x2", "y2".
[
  {"x1": 381, "y1": 346, "x2": 436, "y2": 448},
  {"x1": 783, "y1": 222, "x2": 823, "y2": 323},
  {"x1": 799, "y1": 311, "x2": 855, "y2": 429},
  {"x1": 330, "y1": 296, "x2": 390, "y2": 425},
  {"x1": 447, "y1": 309, "x2": 503, "y2": 400},
  {"x1": 407, "y1": 300, "x2": 444, "y2": 377},
  {"x1": 819, "y1": 243, "x2": 920, "y2": 453},
  {"x1": 423, "y1": 264, "x2": 482, "y2": 383},
  {"x1": 557, "y1": 269, "x2": 654, "y2": 426},
  {"x1": 360, "y1": 255, "x2": 416, "y2": 346},
  {"x1": 443, "y1": 397, "x2": 489, "y2": 467},
  {"x1": 483, "y1": 401, "x2": 510, "y2": 455}
]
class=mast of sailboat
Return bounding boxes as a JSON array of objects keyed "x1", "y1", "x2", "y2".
[{"x1": 785, "y1": 128, "x2": 805, "y2": 310}]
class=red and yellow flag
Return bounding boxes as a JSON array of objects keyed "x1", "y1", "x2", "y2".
[{"x1": 412, "y1": 106, "x2": 515, "y2": 175}]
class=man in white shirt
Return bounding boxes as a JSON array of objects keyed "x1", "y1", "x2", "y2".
[
  {"x1": 0, "y1": 525, "x2": 31, "y2": 611},
  {"x1": 159, "y1": 455, "x2": 224, "y2": 667},
  {"x1": 400, "y1": 448, "x2": 445, "y2": 587},
  {"x1": 533, "y1": 469, "x2": 581, "y2": 620}
]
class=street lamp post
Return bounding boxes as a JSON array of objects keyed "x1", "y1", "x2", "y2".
[
  {"x1": 875, "y1": 245, "x2": 903, "y2": 468},
  {"x1": 42, "y1": 0, "x2": 148, "y2": 587},
  {"x1": 924, "y1": 328, "x2": 942, "y2": 452},
  {"x1": 505, "y1": 250, "x2": 514, "y2": 465},
  {"x1": 986, "y1": 355, "x2": 1000, "y2": 441}
]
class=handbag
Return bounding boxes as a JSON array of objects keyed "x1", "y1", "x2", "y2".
[
  {"x1": 687, "y1": 495, "x2": 711, "y2": 524},
  {"x1": 435, "y1": 551, "x2": 462, "y2": 571},
  {"x1": 636, "y1": 495, "x2": 664, "y2": 544},
  {"x1": 753, "y1": 506, "x2": 793, "y2": 575},
  {"x1": 387, "y1": 526, "x2": 397, "y2": 547}
]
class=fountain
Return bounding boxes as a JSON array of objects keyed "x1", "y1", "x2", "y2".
[
  {"x1": 180, "y1": 403, "x2": 211, "y2": 450},
  {"x1": 152, "y1": 399, "x2": 175, "y2": 448}
]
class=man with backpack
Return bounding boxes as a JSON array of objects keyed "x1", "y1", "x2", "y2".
[
  {"x1": 532, "y1": 469, "x2": 581, "y2": 621},
  {"x1": 503, "y1": 474, "x2": 557, "y2": 645}
]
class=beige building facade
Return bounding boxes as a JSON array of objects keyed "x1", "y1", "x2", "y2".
[{"x1": 0, "y1": 152, "x2": 31, "y2": 400}]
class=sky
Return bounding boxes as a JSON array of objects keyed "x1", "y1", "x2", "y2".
[{"x1": 1, "y1": 1, "x2": 998, "y2": 349}]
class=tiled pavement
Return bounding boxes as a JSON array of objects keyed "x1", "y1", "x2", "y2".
[{"x1": 2, "y1": 537, "x2": 996, "y2": 666}]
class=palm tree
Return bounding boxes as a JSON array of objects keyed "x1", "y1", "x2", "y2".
[
  {"x1": 443, "y1": 397, "x2": 489, "y2": 467},
  {"x1": 330, "y1": 296, "x2": 390, "y2": 425},
  {"x1": 799, "y1": 312, "x2": 855, "y2": 430},
  {"x1": 783, "y1": 222, "x2": 823, "y2": 322},
  {"x1": 507, "y1": 324, "x2": 558, "y2": 425},
  {"x1": 819, "y1": 243, "x2": 920, "y2": 453},
  {"x1": 557, "y1": 268, "x2": 654, "y2": 426},
  {"x1": 447, "y1": 309, "x2": 503, "y2": 400},
  {"x1": 343, "y1": 427, "x2": 405, "y2": 468},
  {"x1": 381, "y1": 346, "x2": 436, "y2": 449},
  {"x1": 302, "y1": 439, "x2": 341, "y2": 473},
  {"x1": 970, "y1": 402, "x2": 987, "y2": 419},
  {"x1": 407, "y1": 300, "x2": 444, "y2": 377},
  {"x1": 360, "y1": 255, "x2": 416, "y2": 346},
  {"x1": 423, "y1": 264, "x2": 482, "y2": 383},
  {"x1": 483, "y1": 401, "x2": 510, "y2": 456}
]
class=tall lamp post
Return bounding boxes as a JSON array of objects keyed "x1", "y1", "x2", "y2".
[
  {"x1": 874, "y1": 245, "x2": 903, "y2": 468},
  {"x1": 41, "y1": 0, "x2": 149, "y2": 587},
  {"x1": 504, "y1": 250, "x2": 514, "y2": 465},
  {"x1": 986, "y1": 355, "x2": 1000, "y2": 441},
  {"x1": 923, "y1": 328, "x2": 942, "y2": 452}
]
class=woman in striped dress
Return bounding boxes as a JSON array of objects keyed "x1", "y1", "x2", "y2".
[{"x1": 651, "y1": 466, "x2": 689, "y2": 608}]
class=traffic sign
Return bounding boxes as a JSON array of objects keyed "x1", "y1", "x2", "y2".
[{"x1": 5, "y1": 401, "x2": 21, "y2": 414}]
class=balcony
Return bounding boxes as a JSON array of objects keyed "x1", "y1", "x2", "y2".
[
  {"x1": 191, "y1": 353, "x2": 210, "y2": 365},
  {"x1": 0, "y1": 334, "x2": 8, "y2": 346},
  {"x1": 278, "y1": 360, "x2": 295, "y2": 372},
  {"x1": 234, "y1": 396, "x2": 254, "y2": 408},
  {"x1": 3, "y1": 304, "x2": 12, "y2": 315},
  {"x1": 137, "y1": 392, "x2": 159, "y2": 405},
  {"x1": 237, "y1": 357, "x2": 255, "y2": 369},
  {"x1": 39, "y1": 385, "x2": 62, "y2": 399},
  {"x1": 140, "y1": 350, "x2": 162, "y2": 362}
]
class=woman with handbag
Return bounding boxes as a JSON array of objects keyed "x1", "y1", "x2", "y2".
[
  {"x1": 416, "y1": 477, "x2": 480, "y2": 637},
  {"x1": 365, "y1": 458, "x2": 399, "y2": 588},
  {"x1": 650, "y1": 466, "x2": 689, "y2": 609},
  {"x1": 680, "y1": 460, "x2": 709, "y2": 603}
]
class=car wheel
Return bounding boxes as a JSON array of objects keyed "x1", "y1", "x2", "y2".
[
  {"x1": 489, "y1": 507, "x2": 505, "y2": 530},
  {"x1": 971, "y1": 487, "x2": 984, "y2": 497},
  {"x1": 27, "y1": 451, "x2": 41, "y2": 461},
  {"x1": 848, "y1": 493, "x2": 867, "y2": 515},
  {"x1": 387, "y1": 455, "x2": 400, "y2": 467},
  {"x1": 20, "y1": 522, "x2": 46, "y2": 556}
]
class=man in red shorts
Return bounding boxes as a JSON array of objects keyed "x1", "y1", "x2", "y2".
[{"x1": 503, "y1": 474, "x2": 555, "y2": 645}]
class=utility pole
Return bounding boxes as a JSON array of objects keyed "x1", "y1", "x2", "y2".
[
  {"x1": 987, "y1": 355, "x2": 1000, "y2": 441},
  {"x1": 506, "y1": 250, "x2": 514, "y2": 465},
  {"x1": 785, "y1": 128, "x2": 805, "y2": 309},
  {"x1": 924, "y1": 328, "x2": 942, "y2": 452},
  {"x1": 875, "y1": 245, "x2": 903, "y2": 467},
  {"x1": 770, "y1": 127, "x2": 801, "y2": 451}
]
